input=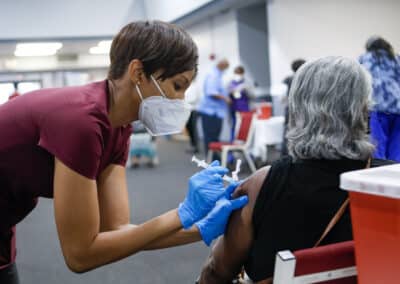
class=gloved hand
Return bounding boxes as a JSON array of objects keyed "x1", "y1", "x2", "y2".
[
  {"x1": 195, "y1": 182, "x2": 249, "y2": 246},
  {"x1": 178, "y1": 161, "x2": 229, "y2": 229}
]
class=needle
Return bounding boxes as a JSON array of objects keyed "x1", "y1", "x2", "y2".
[{"x1": 191, "y1": 155, "x2": 236, "y2": 183}]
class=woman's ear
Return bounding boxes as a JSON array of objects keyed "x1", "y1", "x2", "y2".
[{"x1": 128, "y1": 59, "x2": 144, "y2": 85}]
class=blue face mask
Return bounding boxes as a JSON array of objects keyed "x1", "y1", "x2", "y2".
[{"x1": 135, "y1": 75, "x2": 191, "y2": 136}]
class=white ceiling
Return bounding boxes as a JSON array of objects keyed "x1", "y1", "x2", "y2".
[{"x1": 0, "y1": 0, "x2": 145, "y2": 39}]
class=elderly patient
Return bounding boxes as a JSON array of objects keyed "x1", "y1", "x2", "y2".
[{"x1": 198, "y1": 57, "x2": 395, "y2": 284}]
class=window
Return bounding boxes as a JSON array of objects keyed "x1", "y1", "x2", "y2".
[{"x1": 0, "y1": 81, "x2": 42, "y2": 105}]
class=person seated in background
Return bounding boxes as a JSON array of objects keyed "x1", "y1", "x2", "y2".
[
  {"x1": 129, "y1": 122, "x2": 159, "y2": 168},
  {"x1": 8, "y1": 82, "x2": 21, "y2": 100},
  {"x1": 198, "y1": 57, "x2": 395, "y2": 284}
]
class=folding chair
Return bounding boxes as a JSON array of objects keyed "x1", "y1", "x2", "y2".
[
  {"x1": 207, "y1": 111, "x2": 256, "y2": 172},
  {"x1": 273, "y1": 241, "x2": 357, "y2": 284}
]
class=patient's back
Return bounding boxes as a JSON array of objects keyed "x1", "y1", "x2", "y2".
[{"x1": 244, "y1": 156, "x2": 392, "y2": 281}]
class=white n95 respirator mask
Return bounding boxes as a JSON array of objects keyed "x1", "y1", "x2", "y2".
[{"x1": 135, "y1": 75, "x2": 191, "y2": 136}]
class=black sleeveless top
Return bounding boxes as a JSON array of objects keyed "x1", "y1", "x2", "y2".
[{"x1": 244, "y1": 156, "x2": 394, "y2": 281}]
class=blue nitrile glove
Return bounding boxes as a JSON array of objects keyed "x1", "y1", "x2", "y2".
[
  {"x1": 195, "y1": 182, "x2": 249, "y2": 246},
  {"x1": 178, "y1": 160, "x2": 229, "y2": 229}
]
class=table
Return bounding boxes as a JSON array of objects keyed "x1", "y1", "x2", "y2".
[{"x1": 251, "y1": 116, "x2": 284, "y2": 162}]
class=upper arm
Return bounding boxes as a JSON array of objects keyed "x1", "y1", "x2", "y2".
[
  {"x1": 39, "y1": 108, "x2": 103, "y2": 179},
  {"x1": 53, "y1": 158, "x2": 100, "y2": 265},
  {"x1": 111, "y1": 130, "x2": 131, "y2": 167},
  {"x1": 97, "y1": 164, "x2": 130, "y2": 231},
  {"x1": 199, "y1": 167, "x2": 270, "y2": 283}
]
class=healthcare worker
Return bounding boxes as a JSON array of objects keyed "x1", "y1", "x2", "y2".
[
  {"x1": 359, "y1": 36, "x2": 400, "y2": 161},
  {"x1": 0, "y1": 21, "x2": 248, "y2": 284}
]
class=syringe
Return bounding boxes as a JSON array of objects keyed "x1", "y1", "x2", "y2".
[{"x1": 191, "y1": 155, "x2": 241, "y2": 183}]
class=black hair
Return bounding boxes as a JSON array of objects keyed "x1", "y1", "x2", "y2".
[
  {"x1": 291, "y1": 59, "x2": 306, "y2": 72},
  {"x1": 234, "y1": 66, "x2": 245, "y2": 74},
  {"x1": 366, "y1": 36, "x2": 396, "y2": 60}
]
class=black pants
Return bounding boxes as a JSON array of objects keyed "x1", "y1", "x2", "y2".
[
  {"x1": 200, "y1": 113, "x2": 223, "y2": 155},
  {"x1": 0, "y1": 263, "x2": 19, "y2": 284},
  {"x1": 186, "y1": 110, "x2": 199, "y2": 151}
]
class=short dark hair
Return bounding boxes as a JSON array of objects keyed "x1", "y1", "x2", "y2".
[
  {"x1": 234, "y1": 66, "x2": 245, "y2": 74},
  {"x1": 366, "y1": 36, "x2": 396, "y2": 60},
  {"x1": 291, "y1": 59, "x2": 306, "y2": 72},
  {"x1": 108, "y1": 21, "x2": 198, "y2": 80}
]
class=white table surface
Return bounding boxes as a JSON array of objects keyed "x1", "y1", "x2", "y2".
[{"x1": 251, "y1": 116, "x2": 284, "y2": 161}]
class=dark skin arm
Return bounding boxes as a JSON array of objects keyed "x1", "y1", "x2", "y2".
[{"x1": 198, "y1": 166, "x2": 272, "y2": 284}]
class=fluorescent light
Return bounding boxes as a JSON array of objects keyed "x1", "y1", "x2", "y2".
[
  {"x1": 89, "y1": 40, "x2": 112, "y2": 55},
  {"x1": 15, "y1": 49, "x2": 58, "y2": 57},
  {"x1": 14, "y1": 42, "x2": 63, "y2": 57},
  {"x1": 16, "y1": 42, "x2": 62, "y2": 50},
  {"x1": 89, "y1": 46, "x2": 109, "y2": 54}
]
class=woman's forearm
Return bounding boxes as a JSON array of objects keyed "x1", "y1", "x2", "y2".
[
  {"x1": 115, "y1": 224, "x2": 201, "y2": 250},
  {"x1": 144, "y1": 225, "x2": 201, "y2": 250},
  {"x1": 67, "y1": 209, "x2": 182, "y2": 272}
]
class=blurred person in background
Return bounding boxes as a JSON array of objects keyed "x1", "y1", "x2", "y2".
[
  {"x1": 0, "y1": 21, "x2": 247, "y2": 284},
  {"x1": 359, "y1": 36, "x2": 400, "y2": 162},
  {"x1": 228, "y1": 66, "x2": 252, "y2": 142},
  {"x1": 283, "y1": 59, "x2": 306, "y2": 92},
  {"x1": 185, "y1": 79, "x2": 201, "y2": 154},
  {"x1": 198, "y1": 57, "x2": 395, "y2": 284},
  {"x1": 198, "y1": 59, "x2": 231, "y2": 159},
  {"x1": 281, "y1": 59, "x2": 306, "y2": 156},
  {"x1": 129, "y1": 121, "x2": 159, "y2": 168},
  {"x1": 8, "y1": 82, "x2": 20, "y2": 100}
]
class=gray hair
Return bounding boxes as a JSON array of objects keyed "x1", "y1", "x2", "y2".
[{"x1": 287, "y1": 56, "x2": 375, "y2": 160}]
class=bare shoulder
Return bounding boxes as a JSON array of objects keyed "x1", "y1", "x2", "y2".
[
  {"x1": 197, "y1": 167, "x2": 272, "y2": 283},
  {"x1": 233, "y1": 166, "x2": 270, "y2": 198},
  {"x1": 232, "y1": 166, "x2": 271, "y2": 215}
]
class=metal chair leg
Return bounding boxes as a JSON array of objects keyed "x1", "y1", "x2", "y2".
[
  {"x1": 221, "y1": 148, "x2": 228, "y2": 168},
  {"x1": 207, "y1": 150, "x2": 213, "y2": 163},
  {"x1": 243, "y1": 150, "x2": 256, "y2": 173}
]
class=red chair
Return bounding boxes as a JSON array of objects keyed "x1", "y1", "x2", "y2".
[
  {"x1": 273, "y1": 241, "x2": 357, "y2": 284},
  {"x1": 206, "y1": 112, "x2": 256, "y2": 172}
]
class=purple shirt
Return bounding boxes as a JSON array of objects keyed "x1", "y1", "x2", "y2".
[
  {"x1": 0, "y1": 80, "x2": 131, "y2": 229},
  {"x1": 228, "y1": 79, "x2": 250, "y2": 112}
]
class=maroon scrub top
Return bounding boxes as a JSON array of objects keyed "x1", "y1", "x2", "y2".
[{"x1": 0, "y1": 80, "x2": 132, "y2": 230}]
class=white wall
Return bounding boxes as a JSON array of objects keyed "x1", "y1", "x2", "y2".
[
  {"x1": 186, "y1": 10, "x2": 241, "y2": 142},
  {"x1": 237, "y1": 3, "x2": 269, "y2": 87},
  {"x1": 0, "y1": 0, "x2": 145, "y2": 39},
  {"x1": 268, "y1": 0, "x2": 400, "y2": 88},
  {"x1": 186, "y1": 10, "x2": 241, "y2": 88},
  {"x1": 0, "y1": 0, "x2": 217, "y2": 39},
  {"x1": 144, "y1": 0, "x2": 213, "y2": 22}
]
